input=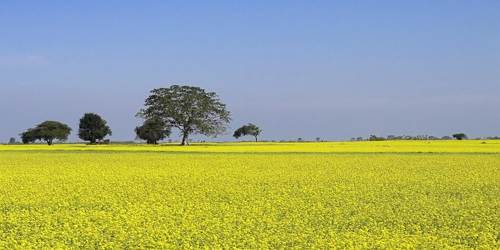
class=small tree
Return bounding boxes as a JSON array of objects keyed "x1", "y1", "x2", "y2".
[
  {"x1": 8, "y1": 137, "x2": 16, "y2": 144},
  {"x1": 78, "y1": 113, "x2": 112, "y2": 144},
  {"x1": 20, "y1": 121, "x2": 71, "y2": 145},
  {"x1": 21, "y1": 128, "x2": 38, "y2": 144},
  {"x1": 369, "y1": 135, "x2": 385, "y2": 141},
  {"x1": 452, "y1": 133, "x2": 468, "y2": 140},
  {"x1": 233, "y1": 123, "x2": 262, "y2": 142},
  {"x1": 138, "y1": 85, "x2": 231, "y2": 145},
  {"x1": 135, "y1": 118, "x2": 171, "y2": 144}
]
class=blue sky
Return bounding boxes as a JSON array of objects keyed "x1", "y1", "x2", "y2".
[{"x1": 1, "y1": 1, "x2": 499, "y2": 142}]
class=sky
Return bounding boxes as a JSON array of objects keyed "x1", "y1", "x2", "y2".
[{"x1": 1, "y1": 1, "x2": 499, "y2": 142}]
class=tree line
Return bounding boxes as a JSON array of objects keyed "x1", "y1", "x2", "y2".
[
  {"x1": 353, "y1": 133, "x2": 469, "y2": 141},
  {"x1": 17, "y1": 85, "x2": 262, "y2": 146},
  {"x1": 11, "y1": 84, "x2": 492, "y2": 145}
]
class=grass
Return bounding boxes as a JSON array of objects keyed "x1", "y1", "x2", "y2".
[{"x1": 0, "y1": 141, "x2": 498, "y2": 248}]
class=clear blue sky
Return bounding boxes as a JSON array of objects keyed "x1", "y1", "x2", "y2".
[{"x1": 1, "y1": 1, "x2": 499, "y2": 142}]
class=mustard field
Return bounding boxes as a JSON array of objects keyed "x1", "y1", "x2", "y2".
[
  {"x1": 0, "y1": 141, "x2": 499, "y2": 248},
  {"x1": 2, "y1": 140, "x2": 500, "y2": 153}
]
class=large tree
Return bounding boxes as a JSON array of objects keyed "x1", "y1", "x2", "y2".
[
  {"x1": 78, "y1": 113, "x2": 112, "y2": 144},
  {"x1": 233, "y1": 123, "x2": 262, "y2": 142},
  {"x1": 135, "y1": 118, "x2": 171, "y2": 144},
  {"x1": 138, "y1": 85, "x2": 231, "y2": 145},
  {"x1": 20, "y1": 121, "x2": 72, "y2": 145}
]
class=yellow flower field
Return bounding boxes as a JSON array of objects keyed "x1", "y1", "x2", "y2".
[
  {"x1": 2, "y1": 140, "x2": 500, "y2": 153},
  {"x1": 0, "y1": 142, "x2": 498, "y2": 248}
]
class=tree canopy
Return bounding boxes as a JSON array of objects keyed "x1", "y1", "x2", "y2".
[
  {"x1": 20, "y1": 121, "x2": 71, "y2": 145},
  {"x1": 135, "y1": 118, "x2": 171, "y2": 144},
  {"x1": 233, "y1": 123, "x2": 262, "y2": 142},
  {"x1": 138, "y1": 85, "x2": 231, "y2": 145},
  {"x1": 452, "y1": 133, "x2": 468, "y2": 140},
  {"x1": 78, "y1": 113, "x2": 112, "y2": 144}
]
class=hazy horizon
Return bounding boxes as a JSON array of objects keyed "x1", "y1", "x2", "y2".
[{"x1": 1, "y1": 1, "x2": 499, "y2": 142}]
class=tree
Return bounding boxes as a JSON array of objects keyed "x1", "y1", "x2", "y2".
[
  {"x1": 138, "y1": 85, "x2": 231, "y2": 145},
  {"x1": 369, "y1": 135, "x2": 385, "y2": 141},
  {"x1": 135, "y1": 118, "x2": 171, "y2": 144},
  {"x1": 20, "y1": 121, "x2": 71, "y2": 145},
  {"x1": 78, "y1": 113, "x2": 112, "y2": 144},
  {"x1": 452, "y1": 133, "x2": 468, "y2": 140},
  {"x1": 8, "y1": 137, "x2": 16, "y2": 144},
  {"x1": 233, "y1": 123, "x2": 262, "y2": 142},
  {"x1": 21, "y1": 128, "x2": 38, "y2": 144}
]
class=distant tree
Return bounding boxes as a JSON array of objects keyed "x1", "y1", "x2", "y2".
[
  {"x1": 233, "y1": 123, "x2": 262, "y2": 142},
  {"x1": 20, "y1": 121, "x2": 71, "y2": 145},
  {"x1": 138, "y1": 85, "x2": 231, "y2": 145},
  {"x1": 315, "y1": 137, "x2": 321, "y2": 142},
  {"x1": 78, "y1": 113, "x2": 112, "y2": 144},
  {"x1": 369, "y1": 135, "x2": 385, "y2": 141},
  {"x1": 452, "y1": 133, "x2": 468, "y2": 140},
  {"x1": 135, "y1": 118, "x2": 171, "y2": 144},
  {"x1": 8, "y1": 137, "x2": 16, "y2": 144}
]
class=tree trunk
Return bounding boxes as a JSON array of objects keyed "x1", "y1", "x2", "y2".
[
  {"x1": 47, "y1": 139, "x2": 53, "y2": 146},
  {"x1": 181, "y1": 132, "x2": 189, "y2": 146},
  {"x1": 255, "y1": 136, "x2": 258, "y2": 142}
]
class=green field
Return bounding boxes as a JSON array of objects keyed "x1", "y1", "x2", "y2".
[{"x1": 0, "y1": 142, "x2": 499, "y2": 248}]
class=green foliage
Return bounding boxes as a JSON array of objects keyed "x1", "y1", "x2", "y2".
[
  {"x1": 452, "y1": 133, "x2": 468, "y2": 140},
  {"x1": 20, "y1": 121, "x2": 72, "y2": 145},
  {"x1": 139, "y1": 85, "x2": 231, "y2": 145},
  {"x1": 233, "y1": 123, "x2": 262, "y2": 142},
  {"x1": 369, "y1": 135, "x2": 386, "y2": 141},
  {"x1": 78, "y1": 113, "x2": 112, "y2": 144},
  {"x1": 21, "y1": 128, "x2": 38, "y2": 144},
  {"x1": 135, "y1": 118, "x2": 171, "y2": 144}
]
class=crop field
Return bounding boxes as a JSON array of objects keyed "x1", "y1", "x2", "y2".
[{"x1": 0, "y1": 141, "x2": 499, "y2": 248}]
